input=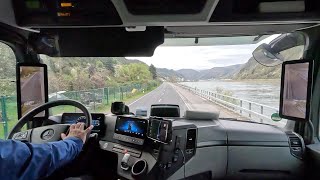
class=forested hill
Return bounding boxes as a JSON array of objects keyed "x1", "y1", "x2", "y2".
[
  {"x1": 232, "y1": 46, "x2": 303, "y2": 79},
  {"x1": 232, "y1": 57, "x2": 281, "y2": 79},
  {"x1": 0, "y1": 42, "x2": 157, "y2": 95},
  {"x1": 0, "y1": 43, "x2": 16, "y2": 95},
  {"x1": 41, "y1": 56, "x2": 156, "y2": 93}
]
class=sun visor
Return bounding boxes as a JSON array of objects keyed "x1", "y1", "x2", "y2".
[{"x1": 30, "y1": 27, "x2": 164, "y2": 57}]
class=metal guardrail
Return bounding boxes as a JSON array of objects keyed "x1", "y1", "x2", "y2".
[{"x1": 178, "y1": 84, "x2": 279, "y2": 124}]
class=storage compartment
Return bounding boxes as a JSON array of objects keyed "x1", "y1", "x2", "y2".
[{"x1": 227, "y1": 146, "x2": 304, "y2": 179}]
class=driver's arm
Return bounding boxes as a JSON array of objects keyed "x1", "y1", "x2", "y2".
[{"x1": 0, "y1": 123, "x2": 93, "y2": 180}]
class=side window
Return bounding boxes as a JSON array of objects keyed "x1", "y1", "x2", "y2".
[{"x1": 0, "y1": 42, "x2": 17, "y2": 139}]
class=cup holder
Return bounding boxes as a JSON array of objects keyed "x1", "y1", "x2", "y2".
[{"x1": 131, "y1": 159, "x2": 148, "y2": 178}]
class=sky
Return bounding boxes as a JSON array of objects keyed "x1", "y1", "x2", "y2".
[{"x1": 126, "y1": 34, "x2": 280, "y2": 70}]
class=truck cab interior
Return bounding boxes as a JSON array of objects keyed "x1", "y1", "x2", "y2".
[{"x1": 1, "y1": 0, "x2": 320, "y2": 179}]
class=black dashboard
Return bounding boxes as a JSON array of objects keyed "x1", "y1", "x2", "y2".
[
  {"x1": 61, "y1": 113, "x2": 106, "y2": 137},
  {"x1": 54, "y1": 112, "x2": 304, "y2": 180}
]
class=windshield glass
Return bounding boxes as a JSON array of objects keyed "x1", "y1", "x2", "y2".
[{"x1": 40, "y1": 34, "x2": 302, "y2": 127}]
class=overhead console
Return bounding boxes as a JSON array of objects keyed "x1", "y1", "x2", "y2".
[
  {"x1": 12, "y1": 0, "x2": 122, "y2": 27},
  {"x1": 210, "y1": 0, "x2": 320, "y2": 22},
  {"x1": 124, "y1": 0, "x2": 207, "y2": 15}
]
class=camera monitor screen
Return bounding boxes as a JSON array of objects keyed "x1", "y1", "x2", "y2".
[
  {"x1": 17, "y1": 64, "x2": 48, "y2": 118},
  {"x1": 280, "y1": 60, "x2": 313, "y2": 121}
]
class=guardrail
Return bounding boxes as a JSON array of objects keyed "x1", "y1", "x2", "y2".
[
  {"x1": 178, "y1": 84, "x2": 279, "y2": 124},
  {"x1": 0, "y1": 96, "x2": 9, "y2": 138}
]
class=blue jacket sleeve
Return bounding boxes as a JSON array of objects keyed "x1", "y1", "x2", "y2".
[{"x1": 0, "y1": 137, "x2": 83, "y2": 180}]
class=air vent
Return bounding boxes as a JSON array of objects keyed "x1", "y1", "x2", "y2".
[
  {"x1": 289, "y1": 137, "x2": 302, "y2": 147},
  {"x1": 287, "y1": 132, "x2": 304, "y2": 159},
  {"x1": 186, "y1": 129, "x2": 197, "y2": 155}
]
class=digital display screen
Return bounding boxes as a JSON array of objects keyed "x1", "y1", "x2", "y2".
[
  {"x1": 148, "y1": 118, "x2": 171, "y2": 143},
  {"x1": 62, "y1": 113, "x2": 105, "y2": 135},
  {"x1": 280, "y1": 60, "x2": 313, "y2": 121},
  {"x1": 115, "y1": 117, "x2": 148, "y2": 139},
  {"x1": 18, "y1": 65, "x2": 47, "y2": 119}
]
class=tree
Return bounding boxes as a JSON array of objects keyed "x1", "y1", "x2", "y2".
[
  {"x1": 149, "y1": 64, "x2": 157, "y2": 79},
  {"x1": 105, "y1": 59, "x2": 115, "y2": 75},
  {"x1": 116, "y1": 63, "x2": 152, "y2": 83}
]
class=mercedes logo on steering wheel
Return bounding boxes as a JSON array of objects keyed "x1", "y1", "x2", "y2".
[{"x1": 41, "y1": 129, "x2": 55, "y2": 140}]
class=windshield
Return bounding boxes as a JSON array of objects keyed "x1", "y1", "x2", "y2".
[{"x1": 39, "y1": 34, "x2": 305, "y2": 127}]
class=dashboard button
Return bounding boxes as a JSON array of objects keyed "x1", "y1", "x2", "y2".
[
  {"x1": 173, "y1": 155, "x2": 178, "y2": 162},
  {"x1": 103, "y1": 143, "x2": 108, "y2": 149},
  {"x1": 167, "y1": 162, "x2": 172, "y2": 169}
]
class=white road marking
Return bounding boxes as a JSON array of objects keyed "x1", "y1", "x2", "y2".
[
  {"x1": 128, "y1": 85, "x2": 162, "y2": 106},
  {"x1": 158, "y1": 99, "x2": 162, "y2": 103},
  {"x1": 170, "y1": 83, "x2": 192, "y2": 110}
]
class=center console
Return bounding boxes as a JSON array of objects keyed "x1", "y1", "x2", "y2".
[{"x1": 99, "y1": 115, "x2": 197, "y2": 180}]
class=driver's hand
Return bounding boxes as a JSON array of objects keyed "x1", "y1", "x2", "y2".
[{"x1": 61, "y1": 123, "x2": 94, "y2": 143}]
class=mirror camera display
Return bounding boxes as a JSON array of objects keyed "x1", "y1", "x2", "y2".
[
  {"x1": 281, "y1": 62, "x2": 311, "y2": 120},
  {"x1": 20, "y1": 66, "x2": 46, "y2": 117}
]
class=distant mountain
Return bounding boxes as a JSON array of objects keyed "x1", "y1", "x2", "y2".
[
  {"x1": 199, "y1": 64, "x2": 242, "y2": 80},
  {"x1": 153, "y1": 46, "x2": 306, "y2": 81},
  {"x1": 176, "y1": 69, "x2": 200, "y2": 81},
  {"x1": 157, "y1": 68, "x2": 184, "y2": 81},
  {"x1": 159, "y1": 64, "x2": 243, "y2": 81},
  {"x1": 156, "y1": 60, "x2": 281, "y2": 81}
]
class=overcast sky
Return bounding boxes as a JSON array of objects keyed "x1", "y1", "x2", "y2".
[{"x1": 126, "y1": 34, "x2": 279, "y2": 70}]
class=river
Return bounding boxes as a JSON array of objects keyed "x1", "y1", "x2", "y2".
[
  {"x1": 181, "y1": 79, "x2": 281, "y2": 109},
  {"x1": 180, "y1": 79, "x2": 283, "y2": 125}
]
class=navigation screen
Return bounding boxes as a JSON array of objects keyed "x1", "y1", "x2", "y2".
[
  {"x1": 148, "y1": 118, "x2": 172, "y2": 143},
  {"x1": 115, "y1": 117, "x2": 148, "y2": 139},
  {"x1": 62, "y1": 113, "x2": 105, "y2": 136}
]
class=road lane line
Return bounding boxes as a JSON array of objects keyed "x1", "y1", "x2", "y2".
[
  {"x1": 170, "y1": 84, "x2": 192, "y2": 110},
  {"x1": 128, "y1": 84, "x2": 163, "y2": 106}
]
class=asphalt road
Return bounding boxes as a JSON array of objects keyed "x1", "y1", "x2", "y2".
[
  {"x1": 128, "y1": 82, "x2": 188, "y2": 117},
  {"x1": 128, "y1": 82, "x2": 246, "y2": 119}
]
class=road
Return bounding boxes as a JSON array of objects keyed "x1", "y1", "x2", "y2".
[
  {"x1": 128, "y1": 83, "x2": 188, "y2": 116},
  {"x1": 128, "y1": 82, "x2": 244, "y2": 119}
]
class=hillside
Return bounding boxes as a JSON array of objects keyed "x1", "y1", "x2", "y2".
[
  {"x1": 0, "y1": 42, "x2": 157, "y2": 96},
  {"x1": 158, "y1": 64, "x2": 243, "y2": 81},
  {"x1": 41, "y1": 56, "x2": 155, "y2": 93},
  {"x1": 232, "y1": 57, "x2": 281, "y2": 79},
  {"x1": 232, "y1": 46, "x2": 303, "y2": 79},
  {"x1": 157, "y1": 68, "x2": 184, "y2": 81},
  {"x1": 176, "y1": 69, "x2": 200, "y2": 81},
  {"x1": 199, "y1": 64, "x2": 242, "y2": 80}
]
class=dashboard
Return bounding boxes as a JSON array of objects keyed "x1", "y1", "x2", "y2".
[
  {"x1": 61, "y1": 113, "x2": 106, "y2": 137},
  {"x1": 54, "y1": 112, "x2": 304, "y2": 180}
]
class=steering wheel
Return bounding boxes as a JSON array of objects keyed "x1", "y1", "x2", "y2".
[{"x1": 7, "y1": 100, "x2": 92, "y2": 143}]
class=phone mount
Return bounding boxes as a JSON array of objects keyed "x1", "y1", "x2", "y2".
[{"x1": 111, "y1": 102, "x2": 130, "y2": 115}]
